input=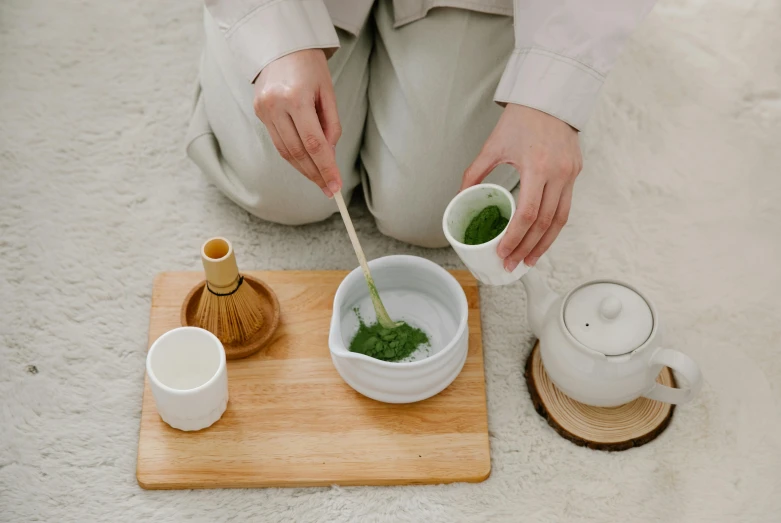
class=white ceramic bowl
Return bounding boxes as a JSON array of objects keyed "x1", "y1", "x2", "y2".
[{"x1": 329, "y1": 255, "x2": 469, "y2": 403}]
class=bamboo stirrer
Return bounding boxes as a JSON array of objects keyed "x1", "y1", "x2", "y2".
[{"x1": 333, "y1": 190, "x2": 399, "y2": 329}]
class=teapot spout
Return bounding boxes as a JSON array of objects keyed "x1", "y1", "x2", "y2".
[{"x1": 521, "y1": 268, "x2": 558, "y2": 338}]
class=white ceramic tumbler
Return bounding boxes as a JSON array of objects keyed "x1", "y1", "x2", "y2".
[
  {"x1": 146, "y1": 326, "x2": 229, "y2": 431},
  {"x1": 442, "y1": 183, "x2": 530, "y2": 286}
]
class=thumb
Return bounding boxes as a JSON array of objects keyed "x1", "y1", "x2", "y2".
[
  {"x1": 460, "y1": 147, "x2": 498, "y2": 191},
  {"x1": 317, "y1": 84, "x2": 342, "y2": 148}
]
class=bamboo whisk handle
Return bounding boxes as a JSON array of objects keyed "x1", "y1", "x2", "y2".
[{"x1": 201, "y1": 237, "x2": 241, "y2": 294}]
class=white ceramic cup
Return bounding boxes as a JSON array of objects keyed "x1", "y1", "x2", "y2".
[
  {"x1": 146, "y1": 326, "x2": 229, "y2": 431},
  {"x1": 442, "y1": 183, "x2": 530, "y2": 286}
]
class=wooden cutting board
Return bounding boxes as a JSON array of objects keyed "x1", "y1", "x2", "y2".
[{"x1": 136, "y1": 270, "x2": 490, "y2": 489}]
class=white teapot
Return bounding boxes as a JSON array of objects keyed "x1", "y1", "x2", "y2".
[{"x1": 521, "y1": 269, "x2": 702, "y2": 407}]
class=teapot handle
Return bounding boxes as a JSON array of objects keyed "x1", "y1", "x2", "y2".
[{"x1": 641, "y1": 348, "x2": 703, "y2": 405}]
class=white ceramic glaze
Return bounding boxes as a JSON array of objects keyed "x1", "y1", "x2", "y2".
[
  {"x1": 563, "y1": 282, "x2": 654, "y2": 356},
  {"x1": 522, "y1": 269, "x2": 703, "y2": 407},
  {"x1": 146, "y1": 327, "x2": 229, "y2": 431},
  {"x1": 329, "y1": 255, "x2": 469, "y2": 403},
  {"x1": 442, "y1": 183, "x2": 530, "y2": 286}
]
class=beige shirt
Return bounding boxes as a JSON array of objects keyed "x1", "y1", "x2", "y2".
[{"x1": 204, "y1": 0, "x2": 656, "y2": 130}]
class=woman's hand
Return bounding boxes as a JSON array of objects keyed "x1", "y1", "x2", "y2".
[
  {"x1": 460, "y1": 104, "x2": 582, "y2": 270},
  {"x1": 253, "y1": 49, "x2": 342, "y2": 197}
]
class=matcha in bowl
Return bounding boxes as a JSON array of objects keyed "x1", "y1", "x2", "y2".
[{"x1": 349, "y1": 309, "x2": 430, "y2": 362}]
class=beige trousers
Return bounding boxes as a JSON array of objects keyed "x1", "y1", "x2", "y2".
[{"x1": 187, "y1": 0, "x2": 516, "y2": 248}]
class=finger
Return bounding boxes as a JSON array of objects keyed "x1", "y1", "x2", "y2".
[
  {"x1": 256, "y1": 106, "x2": 295, "y2": 168},
  {"x1": 503, "y1": 181, "x2": 563, "y2": 271},
  {"x1": 524, "y1": 182, "x2": 573, "y2": 267},
  {"x1": 460, "y1": 146, "x2": 498, "y2": 191},
  {"x1": 275, "y1": 113, "x2": 332, "y2": 196},
  {"x1": 316, "y1": 84, "x2": 342, "y2": 147},
  {"x1": 267, "y1": 122, "x2": 306, "y2": 176},
  {"x1": 497, "y1": 172, "x2": 544, "y2": 259},
  {"x1": 290, "y1": 108, "x2": 342, "y2": 195}
]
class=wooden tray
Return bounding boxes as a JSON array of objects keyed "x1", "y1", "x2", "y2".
[
  {"x1": 525, "y1": 342, "x2": 675, "y2": 451},
  {"x1": 136, "y1": 270, "x2": 489, "y2": 489}
]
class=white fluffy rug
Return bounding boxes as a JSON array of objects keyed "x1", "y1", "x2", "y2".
[{"x1": 1, "y1": 0, "x2": 780, "y2": 521}]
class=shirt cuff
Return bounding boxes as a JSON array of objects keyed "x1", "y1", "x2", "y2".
[
  {"x1": 224, "y1": 0, "x2": 340, "y2": 82},
  {"x1": 494, "y1": 48, "x2": 606, "y2": 131}
]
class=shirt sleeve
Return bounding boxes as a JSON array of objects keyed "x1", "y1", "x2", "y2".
[
  {"x1": 495, "y1": 0, "x2": 658, "y2": 130},
  {"x1": 205, "y1": 0, "x2": 340, "y2": 82}
]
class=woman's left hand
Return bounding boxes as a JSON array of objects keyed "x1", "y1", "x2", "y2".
[{"x1": 460, "y1": 104, "x2": 582, "y2": 271}]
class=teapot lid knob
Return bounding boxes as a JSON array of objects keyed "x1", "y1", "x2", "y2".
[
  {"x1": 563, "y1": 282, "x2": 654, "y2": 356},
  {"x1": 599, "y1": 296, "x2": 622, "y2": 319}
]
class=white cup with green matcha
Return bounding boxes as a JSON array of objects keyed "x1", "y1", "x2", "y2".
[{"x1": 442, "y1": 183, "x2": 530, "y2": 286}]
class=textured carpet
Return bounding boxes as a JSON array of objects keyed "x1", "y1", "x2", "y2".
[{"x1": 1, "y1": 0, "x2": 780, "y2": 521}]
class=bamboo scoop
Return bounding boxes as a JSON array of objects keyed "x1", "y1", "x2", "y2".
[{"x1": 333, "y1": 190, "x2": 401, "y2": 329}]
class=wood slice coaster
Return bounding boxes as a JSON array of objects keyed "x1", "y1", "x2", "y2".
[{"x1": 524, "y1": 342, "x2": 676, "y2": 451}]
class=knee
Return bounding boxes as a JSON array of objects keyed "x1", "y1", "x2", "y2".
[
  {"x1": 248, "y1": 184, "x2": 336, "y2": 226},
  {"x1": 364, "y1": 154, "x2": 457, "y2": 248},
  {"x1": 372, "y1": 186, "x2": 452, "y2": 248},
  {"x1": 377, "y1": 217, "x2": 450, "y2": 248},
  {"x1": 368, "y1": 162, "x2": 516, "y2": 249},
  {"x1": 188, "y1": 134, "x2": 337, "y2": 226}
]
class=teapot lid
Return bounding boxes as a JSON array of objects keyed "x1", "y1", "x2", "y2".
[{"x1": 563, "y1": 282, "x2": 653, "y2": 356}]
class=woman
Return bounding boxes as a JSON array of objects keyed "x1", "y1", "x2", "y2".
[{"x1": 187, "y1": 0, "x2": 656, "y2": 271}]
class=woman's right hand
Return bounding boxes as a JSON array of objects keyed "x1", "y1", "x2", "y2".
[{"x1": 253, "y1": 49, "x2": 342, "y2": 197}]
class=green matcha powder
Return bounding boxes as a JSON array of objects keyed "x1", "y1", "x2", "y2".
[
  {"x1": 349, "y1": 309, "x2": 429, "y2": 362},
  {"x1": 463, "y1": 205, "x2": 508, "y2": 245}
]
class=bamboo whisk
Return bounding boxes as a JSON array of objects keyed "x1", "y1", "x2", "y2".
[{"x1": 194, "y1": 237, "x2": 264, "y2": 345}]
